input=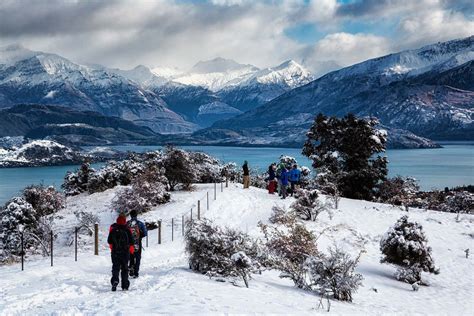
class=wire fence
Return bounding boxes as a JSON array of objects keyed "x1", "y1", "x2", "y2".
[{"x1": 18, "y1": 180, "x2": 232, "y2": 271}]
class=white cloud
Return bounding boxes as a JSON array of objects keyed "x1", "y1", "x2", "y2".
[
  {"x1": 308, "y1": 32, "x2": 390, "y2": 67},
  {"x1": 397, "y1": 9, "x2": 474, "y2": 49}
]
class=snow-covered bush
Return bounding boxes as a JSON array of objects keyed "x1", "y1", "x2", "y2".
[
  {"x1": 279, "y1": 155, "x2": 297, "y2": 169},
  {"x1": 63, "y1": 162, "x2": 94, "y2": 196},
  {"x1": 185, "y1": 219, "x2": 260, "y2": 287},
  {"x1": 160, "y1": 146, "x2": 195, "y2": 191},
  {"x1": 22, "y1": 185, "x2": 64, "y2": 216},
  {"x1": 74, "y1": 211, "x2": 100, "y2": 235},
  {"x1": 299, "y1": 166, "x2": 312, "y2": 189},
  {"x1": 86, "y1": 159, "x2": 144, "y2": 194},
  {"x1": 377, "y1": 176, "x2": 419, "y2": 211},
  {"x1": 291, "y1": 189, "x2": 332, "y2": 221},
  {"x1": 0, "y1": 197, "x2": 54, "y2": 262},
  {"x1": 313, "y1": 167, "x2": 342, "y2": 209},
  {"x1": 305, "y1": 247, "x2": 363, "y2": 302},
  {"x1": 259, "y1": 221, "x2": 318, "y2": 289},
  {"x1": 380, "y1": 216, "x2": 439, "y2": 284},
  {"x1": 221, "y1": 162, "x2": 238, "y2": 182},
  {"x1": 269, "y1": 206, "x2": 297, "y2": 226},
  {"x1": 189, "y1": 151, "x2": 223, "y2": 183},
  {"x1": 250, "y1": 169, "x2": 268, "y2": 189},
  {"x1": 113, "y1": 177, "x2": 170, "y2": 215},
  {"x1": 441, "y1": 191, "x2": 473, "y2": 214}
]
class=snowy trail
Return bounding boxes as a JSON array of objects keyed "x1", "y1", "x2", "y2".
[{"x1": 1, "y1": 183, "x2": 473, "y2": 315}]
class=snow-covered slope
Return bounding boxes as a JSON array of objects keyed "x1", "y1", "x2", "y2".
[
  {"x1": 0, "y1": 183, "x2": 472, "y2": 314},
  {"x1": 0, "y1": 139, "x2": 83, "y2": 167},
  {"x1": 0, "y1": 45, "x2": 196, "y2": 134}
]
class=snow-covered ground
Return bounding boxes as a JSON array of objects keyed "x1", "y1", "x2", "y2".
[{"x1": 1, "y1": 183, "x2": 473, "y2": 314}]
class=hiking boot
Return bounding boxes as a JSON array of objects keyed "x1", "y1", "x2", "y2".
[{"x1": 112, "y1": 281, "x2": 118, "y2": 292}]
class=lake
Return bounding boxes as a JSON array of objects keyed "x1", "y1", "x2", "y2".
[{"x1": 0, "y1": 143, "x2": 472, "y2": 205}]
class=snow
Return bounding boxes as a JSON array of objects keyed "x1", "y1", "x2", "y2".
[
  {"x1": 198, "y1": 102, "x2": 242, "y2": 115},
  {"x1": 1, "y1": 183, "x2": 473, "y2": 314}
]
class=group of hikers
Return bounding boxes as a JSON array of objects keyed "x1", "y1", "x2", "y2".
[
  {"x1": 242, "y1": 161, "x2": 301, "y2": 199},
  {"x1": 107, "y1": 210, "x2": 147, "y2": 291}
]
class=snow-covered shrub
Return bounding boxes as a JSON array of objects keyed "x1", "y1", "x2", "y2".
[
  {"x1": 161, "y1": 146, "x2": 195, "y2": 191},
  {"x1": 22, "y1": 185, "x2": 64, "y2": 216},
  {"x1": 185, "y1": 219, "x2": 260, "y2": 287},
  {"x1": 221, "y1": 162, "x2": 238, "y2": 182},
  {"x1": 189, "y1": 151, "x2": 223, "y2": 183},
  {"x1": 269, "y1": 206, "x2": 297, "y2": 226},
  {"x1": 87, "y1": 159, "x2": 145, "y2": 194},
  {"x1": 259, "y1": 221, "x2": 318, "y2": 289},
  {"x1": 380, "y1": 216, "x2": 439, "y2": 284},
  {"x1": 279, "y1": 155, "x2": 297, "y2": 169},
  {"x1": 377, "y1": 176, "x2": 419, "y2": 211},
  {"x1": 299, "y1": 166, "x2": 312, "y2": 189},
  {"x1": 305, "y1": 247, "x2": 363, "y2": 302},
  {"x1": 63, "y1": 162, "x2": 94, "y2": 196},
  {"x1": 0, "y1": 197, "x2": 51, "y2": 262},
  {"x1": 250, "y1": 169, "x2": 267, "y2": 189},
  {"x1": 113, "y1": 177, "x2": 170, "y2": 214},
  {"x1": 291, "y1": 189, "x2": 332, "y2": 221},
  {"x1": 313, "y1": 167, "x2": 342, "y2": 209},
  {"x1": 441, "y1": 191, "x2": 473, "y2": 214},
  {"x1": 74, "y1": 211, "x2": 100, "y2": 235}
]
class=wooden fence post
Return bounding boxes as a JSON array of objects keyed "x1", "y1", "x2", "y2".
[
  {"x1": 198, "y1": 201, "x2": 201, "y2": 220},
  {"x1": 182, "y1": 215, "x2": 185, "y2": 236},
  {"x1": 221, "y1": 182, "x2": 223, "y2": 192},
  {"x1": 207, "y1": 192, "x2": 209, "y2": 210},
  {"x1": 172, "y1": 218, "x2": 174, "y2": 242},
  {"x1": 214, "y1": 182, "x2": 217, "y2": 200},
  {"x1": 158, "y1": 220, "x2": 162, "y2": 245},
  {"x1": 50, "y1": 230, "x2": 53, "y2": 267},
  {"x1": 75, "y1": 227, "x2": 78, "y2": 262},
  {"x1": 94, "y1": 223, "x2": 99, "y2": 256},
  {"x1": 146, "y1": 233, "x2": 149, "y2": 248},
  {"x1": 226, "y1": 178, "x2": 228, "y2": 188},
  {"x1": 21, "y1": 232, "x2": 24, "y2": 271}
]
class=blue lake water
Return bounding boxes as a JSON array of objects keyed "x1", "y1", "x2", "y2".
[{"x1": 0, "y1": 143, "x2": 472, "y2": 205}]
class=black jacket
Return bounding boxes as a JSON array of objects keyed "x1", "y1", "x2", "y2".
[{"x1": 243, "y1": 163, "x2": 249, "y2": 176}]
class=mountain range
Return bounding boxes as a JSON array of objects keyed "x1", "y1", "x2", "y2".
[
  {"x1": 210, "y1": 36, "x2": 474, "y2": 144},
  {"x1": 0, "y1": 36, "x2": 472, "y2": 149}
]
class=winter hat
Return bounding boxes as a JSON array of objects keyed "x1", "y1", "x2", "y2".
[
  {"x1": 130, "y1": 210, "x2": 138, "y2": 218},
  {"x1": 116, "y1": 214, "x2": 127, "y2": 225}
]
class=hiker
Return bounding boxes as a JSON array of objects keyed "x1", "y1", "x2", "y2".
[
  {"x1": 107, "y1": 214, "x2": 135, "y2": 291},
  {"x1": 265, "y1": 163, "x2": 277, "y2": 194},
  {"x1": 127, "y1": 210, "x2": 148, "y2": 278},
  {"x1": 289, "y1": 164, "x2": 301, "y2": 196},
  {"x1": 276, "y1": 162, "x2": 285, "y2": 196},
  {"x1": 242, "y1": 160, "x2": 250, "y2": 189},
  {"x1": 280, "y1": 166, "x2": 289, "y2": 199}
]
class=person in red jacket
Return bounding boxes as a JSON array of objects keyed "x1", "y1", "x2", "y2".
[{"x1": 107, "y1": 214, "x2": 135, "y2": 291}]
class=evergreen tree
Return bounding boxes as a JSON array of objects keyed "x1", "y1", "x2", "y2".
[{"x1": 303, "y1": 113, "x2": 388, "y2": 200}]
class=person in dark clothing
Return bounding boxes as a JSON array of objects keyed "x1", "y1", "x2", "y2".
[
  {"x1": 242, "y1": 160, "x2": 250, "y2": 189},
  {"x1": 280, "y1": 167, "x2": 289, "y2": 199},
  {"x1": 266, "y1": 163, "x2": 277, "y2": 194},
  {"x1": 289, "y1": 164, "x2": 301, "y2": 196},
  {"x1": 107, "y1": 214, "x2": 135, "y2": 291},
  {"x1": 127, "y1": 210, "x2": 148, "y2": 278}
]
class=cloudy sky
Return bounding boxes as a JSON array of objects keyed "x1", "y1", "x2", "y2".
[{"x1": 0, "y1": 0, "x2": 472, "y2": 74}]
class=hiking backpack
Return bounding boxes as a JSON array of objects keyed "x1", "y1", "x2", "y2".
[
  {"x1": 128, "y1": 220, "x2": 141, "y2": 252},
  {"x1": 110, "y1": 226, "x2": 130, "y2": 253}
]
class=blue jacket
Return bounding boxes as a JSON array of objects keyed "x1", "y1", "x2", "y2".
[
  {"x1": 280, "y1": 169, "x2": 289, "y2": 185},
  {"x1": 289, "y1": 168, "x2": 301, "y2": 182}
]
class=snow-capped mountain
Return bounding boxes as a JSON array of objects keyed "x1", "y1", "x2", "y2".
[
  {"x1": 211, "y1": 36, "x2": 474, "y2": 143},
  {"x1": 113, "y1": 58, "x2": 314, "y2": 125},
  {"x1": 0, "y1": 45, "x2": 196, "y2": 134}
]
